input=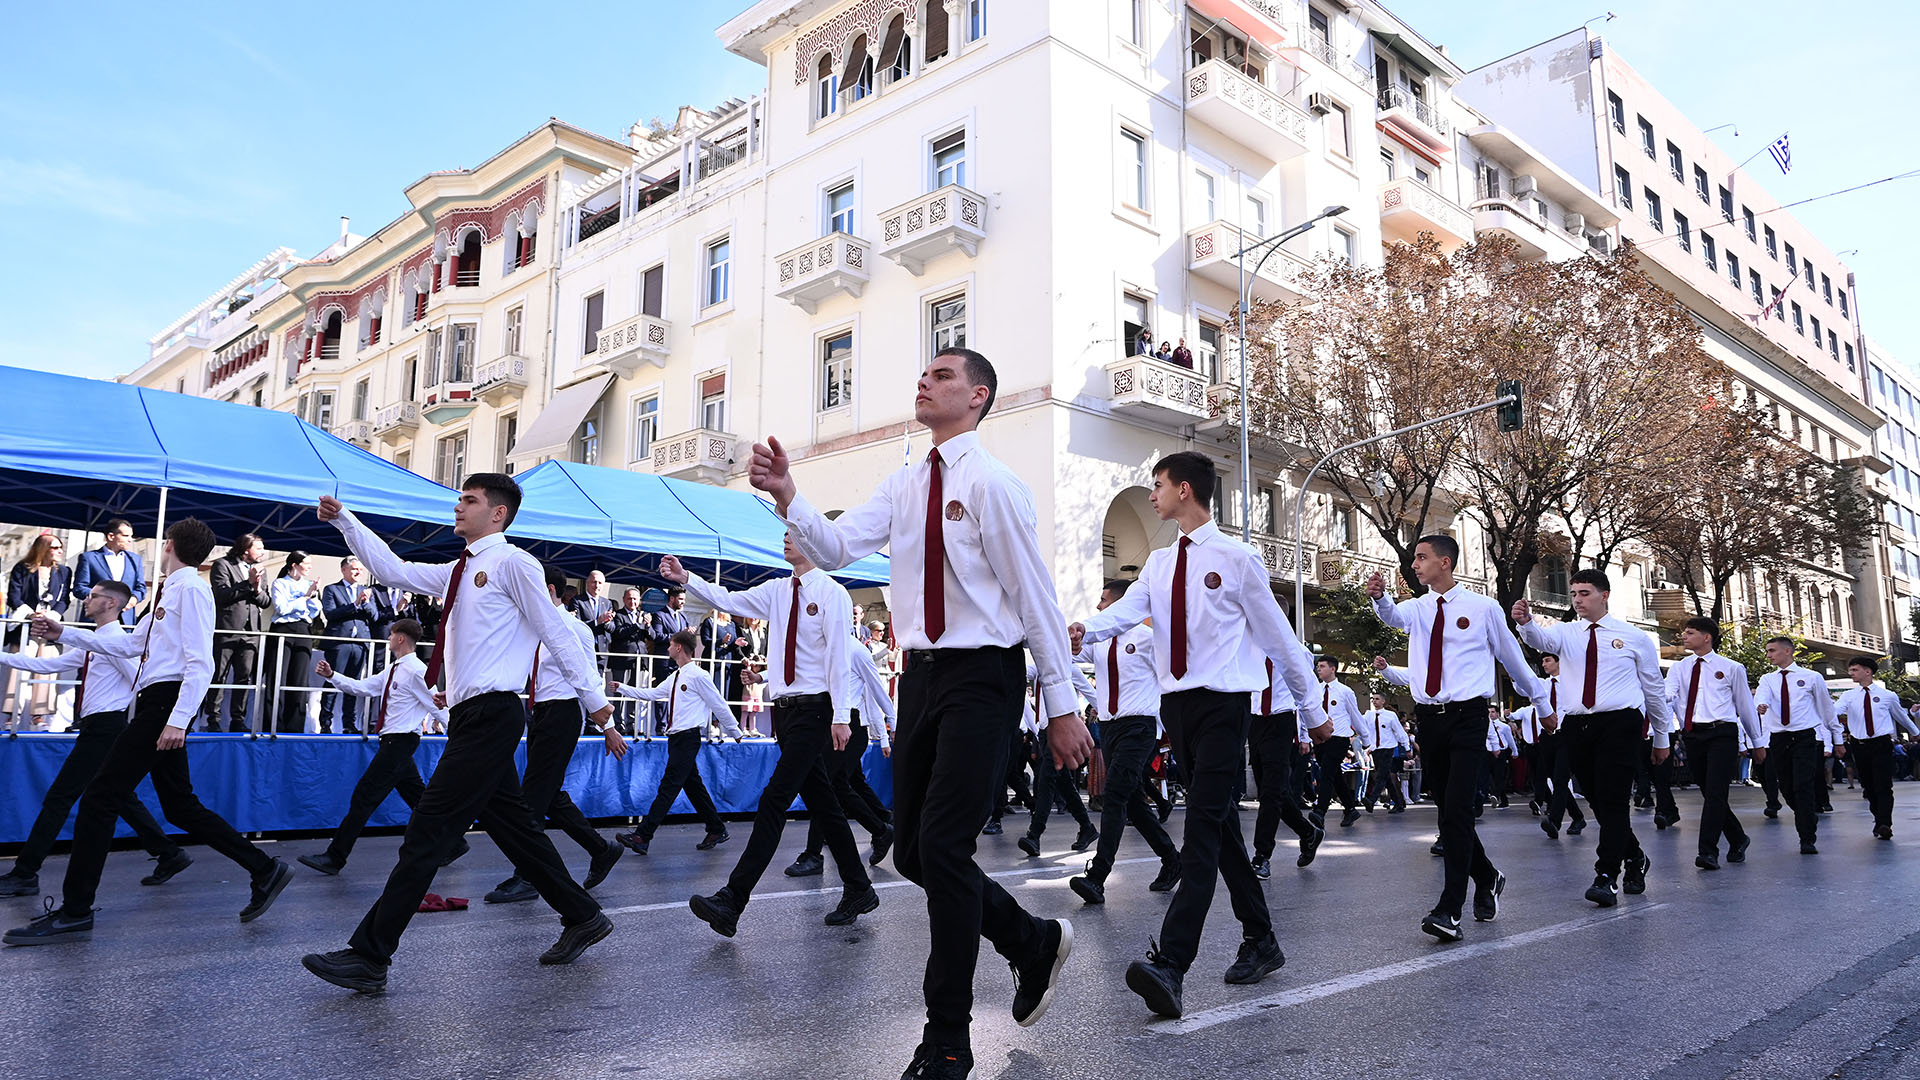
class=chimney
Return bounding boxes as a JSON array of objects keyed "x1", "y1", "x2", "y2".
[{"x1": 339, "y1": 216, "x2": 351, "y2": 244}]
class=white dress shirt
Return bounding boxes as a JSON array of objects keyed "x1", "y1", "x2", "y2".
[
  {"x1": 332, "y1": 510, "x2": 608, "y2": 715},
  {"x1": 327, "y1": 652, "x2": 446, "y2": 736},
  {"x1": 1509, "y1": 705, "x2": 1542, "y2": 745},
  {"x1": 681, "y1": 567, "x2": 854, "y2": 723},
  {"x1": 782, "y1": 429, "x2": 1080, "y2": 718},
  {"x1": 1361, "y1": 707, "x2": 1411, "y2": 752},
  {"x1": 1374, "y1": 583, "x2": 1550, "y2": 713},
  {"x1": 532, "y1": 610, "x2": 599, "y2": 709},
  {"x1": 1835, "y1": 683, "x2": 1920, "y2": 741},
  {"x1": 103, "y1": 549, "x2": 127, "y2": 584},
  {"x1": 1023, "y1": 659, "x2": 1098, "y2": 733},
  {"x1": 1076, "y1": 624, "x2": 1160, "y2": 723},
  {"x1": 1517, "y1": 613, "x2": 1671, "y2": 748},
  {"x1": 1486, "y1": 719, "x2": 1516, "y2": 753},
  {"x1": 0, "y1": 622, "x2": 137, "y2": 716},
  {"x1": 59, "y1": 566, "x2": 213, "y2": 730},
  {"x1": 1661, "y1": 651, "x2": 1763, "y2": 749},
  {"x1": 271, "y1": 576, "x2": 322, "y2": 623},
  {"x1": 617, "y1": 663, "x2": 744, "y2": 737},
  {"x1": 851, "y1": 647, "x2": 896, "y2": 749},
  {"x1": 1315, "y1": 678, "x2": 1370, "y2": 746},
  {"x1": 1079, "y1": 519, "x2": 1323, "y2": 725},
  {"x1": 1752, "y1": 664, "x2": 1842, "y2": 746},
  {"x1": 1251, "y1": 654, "x2": 1301, "y2": 717}
]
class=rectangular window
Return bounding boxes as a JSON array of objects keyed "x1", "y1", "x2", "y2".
[
  {"x1": 1703, "y1": 232, "x2": 1717, "y2": 270},
  {"x1": 1328, "y1": 102, "x2": 1352, "y2": 158},
  {"x1": 434, "y1": 433, "x2": 467, "y2": 487},
  {"x1": 312, "y1": 390, "x2": 335, "y2": 432},
  {"x1": 700, "y1": 374, "x2": 727, "y2": 431},
  {"x1": 641, "y1": 264, "x2": 664, "y2": 318},
  {"x1": 1822, "y1": 273, "x2": 1833, "y2": 303},
  {"x1": 1675, "y1": 210, "x2": 1690, "y2": 251},
  {"x1": 1743, "y1": 206, "x2": 1756, "y2": 241},
  {"x1": 705, "y1": 237, "x2": 731, "y2": 307},
  {"x1": 1608, "y1": 91, "x2": 1625, "y2": 134},
  {"x1": 574, "y1": 409, "x2": 600, "y2": 466},
  {"x1": 1728, "y1": 251, "x2": 1741, "y2": 288},
  {"x1": 1121, "y1": 292, "x2": 1151, "y2": 357},
  {"x1": 424, "y1": 329, "x2": 443, "y2": 386},
  {"x1": 1196, "y1": 320, "x2": 1221, "y2": 383},
  {"x1": 1120, "y1": 127, "x2": 1148, "y2": 209},
  {"x1": 1614, "y1": 165, "x2": 1632, "y2": 209},
  {"x1": 395, "y1": 449, "x2": 410, "y2": 472},
  {"x1": 820, "y1": 331, "x2": 853, "y2": 411},
  {"x1": 1764, "y1": 226, "x2": 1778, "y2": 258},
  {"x1": 1846, "y1": 342, "x2": 1856, "y2": 371},
  {"x1": 931, "y1": 129, "x2": 967, "y2": 189},
  {"x1": 630, "y1": 396, "x2": 658, "y2": 461},
  {"x1": 504, "y1": 305, "x2": 524, "y2": 356},
  {"x1": 1749, "y1": 269, "x2": 1762, "y2": 306},
  {"x1": 1792, "y1": 302, "x2": 1804, "y2": 333},
  {"x1": 1380, "y1": 146, "x2": 1398, "y2": 180},
  {"x1": 1785, "y1": 243, "x2": 1798, "y2": 276},
  {"x1": 1694, "y1": 165, "x2": 1709, "y2": 202},
  {"x1": 450, "y1": 323, "x2": 475, "y2": 382},
  {"x1": 1127, "y1": 0, "x2": 1145, "y2": 46},
  {"x1": 968, "y1": 0, "x2": 984, "y2": 41},
  {"x1": 401, "y1": 356, "x2": 417, "y2": 403},
  {"x1": 1805, "y1": 260, "x2": 1816, "y2": 291},
  {"x1": 826, "y1": 181, "x2": 855, "y2": 235},
  {"x1": 352, "y1": 379, "x2": 369, "y2": 421},
  {"x1": 1840, "y1": 289, "x2": 1849, "y2": 319},
  {"x1": 1770, "y1": 287, "x2": 1783, "y2": 321},
  {"x1": 1645, "y1": 189, "x2": 1662, "y2": 230},
  {"x1": 1249, "y1": 195, "x2": 1269, "y2": 238},
  {"x1": 1334, "y1": 226, "x2": 1357, "y2": 264},
  {"x1": 1638, "y1": 116, "x2": 1655, "y2": 158},
  {"x1": 1195, "y1": 170, "x2": 1216, "y2": 221},
  {"x1": 582, "y1": 292, "x2": 604, "y2": 353},
  {"x1": 1812, "y1": 315, "x2": 1823, "y2": 342},
  {"x1": 497, "y1": 413, "x2": 517, "y2": 472},
  {"x1": 1719, "y1": 185, "x2": 1733, "y2": 222},
  {"x1": 930, "y1": 293, "x2": 968, "y2": 355},
  {"x1": 1667, "y1": 141, "x2": 1683, "y2": 180},
  {"x1": 1830, "y1": 330, "x2": 1840, "y2": 360}
]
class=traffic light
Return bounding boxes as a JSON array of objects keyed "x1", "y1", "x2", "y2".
[{"x1": 1496, "y1": 380, "x2": 1523, "y2": 432}]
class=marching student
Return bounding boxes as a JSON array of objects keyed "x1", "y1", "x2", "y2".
[
  {"x1": 1071, "y1": 451, "x2": 1327, "y2": 1019},
  {"x1": 752, "y1": 347, "x2": 1091, "y2": 1080},
  {"x1": 1529, "y1": 654, "x2": 1587, "y2": 839},
  {"x1": 1515, "y1": 569, "x2": 1669, "y2": 908},
  {"x1": 1067, "y1": 579, "x2": 1182, "y2": 905},
  {"x1": 0, "y1": 582, "x2": 192, "y2": 898},
  {"x1": 1017, "y1": 657, "x2": 1100, "y2": 857},
  {"x1": 298, "y1": 618, "x2": 468, "y2": 875},
  {"x1": 666, "y1": 536, "x2": 883, "y2": 938},
  {"x1": 481, "y1": 567, "x2": 628, "y2": 905},
  {"x1": 1482, "y1": 707, "x2": 1515, "y2": 811},
  {"x1": 1312, "y1": 657, "x2": 1372, "y2": 827},
  {"x1": 1246, "y1": 654, "x2": 1325, "y2": 878},
  {"x1": 1509, "y1": 701, "x2": 1546, "y2": 815},
  {"x1": 5, "y1": 520, "x2": 292, "y2": 946},
  {"x1": 1835, "y1": 655, "x2": 1916, "y2": 841},
  {"x1": 784, "y1": 640, "x2": 898, "y2": 877},
  {"x1": 1664, "y1": 617, "x2": 1762, "y2": 870},
  {"x1": 1753, "y1": 636, "x2": 1844, "y2": 854},
  {"x1": 299, "y1": 476, "x2": 617, "y2": 994},
  {"x1": 611, "y1": 629, "x2": 742, "y2": 854},
  {"x1": 1361, "y1": 691, "x2": 1411, "y2": 814},
  {"x1": 1642, "y1": 708, "x2": 1683, "y2": 830}
]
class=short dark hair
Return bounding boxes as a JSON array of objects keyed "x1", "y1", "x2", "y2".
[
  {"x1": 1102, "y1": 578, "x2": 1133, "y2": 598},
  {"x1": 228, "y1": 533, "x2": 261, "y2": 560},
  {"x1": 1569, "y1": 568, "x2": 1611, "y2": 592},
  {"x1": 91, "y1": 580, "x2": 133, "y2": 607},
  {"x1": 935, "y1": 346, "x2": 997, "y2": 423},
  {"x1": 167, "y1": 518, "x2": 217, "y2": 567},
  {"x1": 1152, "y1": 451, "x2": 1215, "y2": 506},
  {"x1": 1415, "y1": 534, "x2": 1459, "y2": 570},
  {"x1": 670, "y1": 629, "x2": 700, "y2": 656},
  {"x1": 462, "y1": 472, "x2": 523, "y2": 527},
  {"x1": 1848, "y1": 655, "x2": 1879, "y2": 673},
  {"x1": 666, "y1": 586, "x2": 686, "y2": 598},
  {"x1": 390, "y1": 618, "x2": 423, "y2": 643},
  {"x1": 544, "y1": 565, "x2": 568, "y2": 595},
  {"x1": 1315, "y1": 656, "x2": 1337, "y2": 671},
  {"x1": 1765, "y1": 635, "x2": 1794, "y2": 650},
  {"x1": 1540, "y1": 652, "x2": 1559, "y2": 663},
  {"x1": 105, "y1": 518, "x2": 133, "y2": 537},
  {"x1": 1683, "y1": 616, "x2": 1721, "y2": 646}
]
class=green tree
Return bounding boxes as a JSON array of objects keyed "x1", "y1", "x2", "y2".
[{"x1": 1310, "y1": 581, "x2": 1407, "y2": 666}]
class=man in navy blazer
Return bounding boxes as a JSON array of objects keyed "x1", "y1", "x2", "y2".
[
  {"x1": 71, "y1": 520, "x2": 145, "y2": 625},
  {"x1": 320, "y1": 557, "x2": 379, "y2": 734}
]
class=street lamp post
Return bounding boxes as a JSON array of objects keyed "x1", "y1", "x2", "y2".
[{"x1": 1232, "y1": 205, "x2": 1348, "y2": 544}]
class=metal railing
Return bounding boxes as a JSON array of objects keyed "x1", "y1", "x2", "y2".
[
  {"x1": 577, "y1": 203, "x2": 622, "y2": 243},
  {"x1": 453, "y1": 267, "x2": 480, "y2": 288},
  {"x1": 1376, "y1": 87, "x2": 1450, "y2": 138}
]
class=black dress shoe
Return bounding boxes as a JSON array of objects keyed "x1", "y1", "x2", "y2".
[
  {"x1": 1695, "y1": 853, "x2": 1721, "y2": 871},
  {"x1": 583, "y1": 843, "x2": 623, "y2": 890},
  {"x1": 1420, "y1": 910, "x2": 1462, "y2": 942},
  {"x1": 785, "y1": 853, "x2": 825, "y2": 877},
  {"x1": 1017, "y1": 835, "x2": 1042, "y2": 858},
  {"x1": 696, "y1": 831, "x2": 731, "y2": 851},
  {"x1": 486, "y1": 876, "x2": 540, "y2": 905},
  {"x1": 1727, "y1": 836, "x2": 1750, "y2": 863},
  {"x1": 1567, "y1": 820, "x2": 1586, "y2": 835},
  {"x1": 301, "y1": 948, "x2": 388, "y2": 994},
  {"x1": 1125, "y1": 944, "x2": 1184, "y2": 1018},
  {"x1": 539, "y1": 912, "x2": 613, "y2": 964},
  {"x1": 690, "y1": 888, "x2": 742, "y2": 937},
  {"x1": 3, "y1": 899, "x2": 91, "y2": 946},
  {"x1": 868, "y1": 825, "x2": 895, "y2": 866},
  {"x1": 1542, "y1": 819, "x2": 1560, "y2": 839},
  {"x1": 1010, "y1": 918, "x2": 1072, "y2": 1026},
  {"x1": 1222, "y1": 932, "x2": 1284, "y2": 984},
  {"x1": 901, "y1": 1043, "x2": 973, "y2": 1080},
  {"x1": 0, "y1": 869, "x2": 41, "y2": 898},
  {"x1": 1653, "y1": 815, "x2": 1671, "y2": 830},
  {"x1": 981, "y1": 819, "x2": 1003, "y2": 836},
  {"x1": 1251, "y1": 856, "x2": 1272, "y2": 879},
  {"x1": 1800, "y1": 842, "x2": 1819, "y2": 854},
  {"x1": 616, "y1": 831, "x2": 650, "y2": 855},
  {"x1": 239, "y1": 859, "x2": 293, "y2": 922},
  {"x1": 1430, "y1": 840, "x2": 1446, "y2": 856},
  {"x1": 298, "y1": 852, "x2": 345, "y2": 876},
  {"x1": 1622, "y1": 854, "x2": 1650, "y2": 896},
  {"x1": 141, "y1": 850, "x2": 194, "y2": 886},
  {"x1": 1298, "y1": 825, "x2": 1326, "y2": 868},
  {"x1": 1071, "y1": 825, "x2": 1099, "y2": 852},
  {"x1": 1148, "y1": 860, "x2": 1181, "y2": 892},
  {"x1": 824, "y1": 885, "x2": 879, "y2": 926},
  {"x1": 1585, "y1": 874, "x2": 1618, "y2": 907},
  {"x1": 1473, "y1": 873, "x2": 1505, "y2": 922},
  {"x1": 1763, "y1": 804, "x2": 1781, "y2": 819},
  {"x1": 1069, "y1": 875, "x2": 1105, "y2": 904},
  {"x1": 1341, "y1": 809, "x2": 1361, "y2": 828}
]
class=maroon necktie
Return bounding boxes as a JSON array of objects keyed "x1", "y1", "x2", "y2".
[
  {"x1": 1170, "y1": 537, "x2": 1191, "y2": 679},
  {"x1": 528, "y1": 648, "x2": 539, "y2": 707},
  {"x1": 1865, "y1": 687, "x2": 1876, "y2": 737},
  {"x1": 1261, "y1": 658, "x2": 1273, "y2": 715},
  {"x1": 1107, "y1": 639, "x2": 1120, "y2": 716},
  {"x1": 376, "y1": 664, "x2": 395, "y2": 734},
  {"x1": 1425, "y1": 596, "x2": 1445, "y2": 697},
  {"x1": 424, "y1": 549, "x2": 473, "y2": 690},
  {"x1": 74, "y1": 654, "x2": 90, "y2": 717},
  {"x1": 1780, "y1": 671, "x2": 1792, "y2": 726},
  {"x1": 923, "y1": 448, "x2": 946, "y2": 643},
  {"x1": 1550, "y1": 678, "x2": 1557, "y2": 713},
  {"x1": 1582, "y1": 624, "x2": 1599, "y2": 709},
  {"x1": 784, "y1": 578, "x2": 801, "y2": 686},
  {"x1": 1683, "y1": 658, "x2": 1703, "y2": 732}
]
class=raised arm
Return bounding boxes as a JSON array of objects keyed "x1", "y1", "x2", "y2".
[
  {"x1": 1382, "y1": 664, "x2": 1410, "y2": 689},
  {"x1": 57, "y1": 621, "x2": 147, "y2": 659},
  {"x1": 326, "y1": 663, "x2": 389, "y2": 699},
  {"x1": 680, "y1": 572, "x2": 780, "y2": 623},
  {"x1": 498, "y1": 552, "x2": 608, "y2": 715},
  {"x1": 328, "y1": 508, "x2": 453, "y2": 598},
  {"x1": 1238, "y1": 551, "x2": 1324, "y2": 727},
  {"x1": 1491, "y1": 618, "x2": 1553, "y2": 712},
  {"x1": 782, "y1": 486, "x2": 894, "y2": 573}
]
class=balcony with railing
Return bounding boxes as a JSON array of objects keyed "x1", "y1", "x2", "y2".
[
  {"x1": 335, "y1": 419, "x2": 374, "y2": 447},
  {"x1": 641, "y1": 427, "x2": 736, "y2": 485},
  {"x1": 596, "y1": 313, "x2": 672, "y2": 376},
  {"x1": 1471, "y1": 181, "x2": 1591, "y2": 262},
  {"x1": 1379, "y1": 178, "x2": 1473, "y2": 251},
  {"x1": 1750, "y1": 609, "x2": 1886, "y2": 654},
  {"x1": 372, "y1": 402, "x2": 419, "y2": 443},
  {"x1": 1316, "y1": 549, "x2": 1401, "y2": 592},
  {"x1": 1249, "y1": 531, "x2": 1317, "y2": 585},
  {"x1": 421, "y1": 373, "x2": 475, "y2": 425},
  {"x1": 1188, "y1": 219, "x2": 1314, "y2": 304},
  {"x1": 1195, "y1": 382, "x2": 1311, "y2": 449},
  {"x1": 773, "y1": 233, "x2": 871, "y2": 314},
  {"x1": 473, "y1": 355, "x2": 528, "y2": 407},
  {"x1": 1105, "y1": 354, "x2": 1210, "y2": 425},
  {"x1": 877, "y1": 185, "x2": 987, "y2": 275},
  {"x1": 1376, "y1": 87, "x2": 1452, "y2": 156},
  {"x1": 577, "y1": 202, "x2": 622, "y2": 243},
  {"x1": 1184, "y1": 58, "x2": 1310, "y2": 161},
  {"x1": 453, "y1": 267, "x2": 481, "y2": 288}
]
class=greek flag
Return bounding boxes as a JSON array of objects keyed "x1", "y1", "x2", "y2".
[{"x1": 1768, "y1": 133, "x2": 1791, "y2": 174}]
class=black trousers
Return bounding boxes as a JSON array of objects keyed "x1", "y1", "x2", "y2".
[
  {"x1": 893, "y1": 645, "x2": 1043, "y2": 1050},
  {"x1": 639, "y1": 728, "x2": 727, "y2": 836},
  {"x1": 269, "y1": 622, "x2": 314, "y2": 733},
  {"x1": 1158, "y1": 688, "x2": 1270, "y2": 973},
  {"x1": 1852, "y1": 735, "x2": 1896, "y2": 830},
  {"x1": 1248, "y1": 711, "x2": 1317, "y2": 858},
  {"x1": 347, "y1": 691, "x2": 599, "y2": 964},
  {"x1": 1641, "y1": 739, "x2": 1678, "y2": 819},
  {"x1": 1415, "y1": 700, "x2": 1500, "y2": 918},
  {"x1": 1768, "y1": 728, "x2": 1823, "y2": 844},
  {"x1": 1086, "y1": 715, "x2": 1178, "y2": 881},
  {"x1": 1540, "y1": 732, "x2": 1587, "y2": 827},
  {"x1": 13, "y1": 710, "x2": 181, "y2": 876},
  {"x1": 804, "y1": 722, "x2": 892, "y2": 856},
  {"x1": 61, "y1": 684, "x2": 275, "y2": 917},
  {"x1": 1312, "y1": 734, "x2": 1357, "y2": 814},
  {"x1": 1565, "y1": 710, "x2": 1647, "y2": 879},
  {"x1": 1026, "y1": 731, "x2": 1092, "y2": 839},
  {"x1": 1525, "y1": 741, "x2": 1550, "y2": 804},
  {"x1": 322, "y1": 640, "x2": 368, "y2": 733},
  {"x1": 518, "y1": 700, "x2": 608, "y2": 862},
  {"x1": 727, "y1": 697, "x2": 869, "y2": 903},
  {"x1": 1488, "y1": 751, "x2": 1510, "y2": 805},
  {"x1": 1682, "y1": 725, "x2": 1745, "y2": 857},
  {"x1": 1365, "y1": 748, "x2": 1406, "y2": 811},
  {"x1": 1761, "y1": 742, "x2": 1783, "y2": 809},
  {"x1": 992, "y1": 727, "x2": 1033, "y2": 820},
  {"x1": 211, "y1": 639, "x2": 258, "y2": 732},
  {"x1": 325, "y1": 732, "x2": 426, "y2": 864}
]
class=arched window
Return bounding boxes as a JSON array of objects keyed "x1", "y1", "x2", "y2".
[
  {"x1": 318, "y1": 310, "x2": 343, "y2": 360},
  {"x1": 924, "y1": 0, "x2": 950, "y2": 63},
  {"x1": 453, "y1": 229, "x2": 482, "y2": 287},
  {"x1": 816, "y1": 53, "x2": 838, "y2": 119},
  {"x1": 843, "y1": 34, "x2": 874, "y2": 102},
  {"x1": 881, "y1": 14, "x2": 910, "y2": 83},
  {"x1": 358, "y1": 291, "x2": 385, "y2": 348}
]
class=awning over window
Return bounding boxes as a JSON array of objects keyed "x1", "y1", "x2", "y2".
[
  {"x1": 1187, "y1": 0, "x2": 1289, "y2": 50},
  {"x1": 513, "y1": 373, "x2": 613, "y2": 463}
]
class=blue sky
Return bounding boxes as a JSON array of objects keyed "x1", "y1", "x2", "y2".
[{"x1": 3, "y1": 0, "x2": 1915, "y2": 380}]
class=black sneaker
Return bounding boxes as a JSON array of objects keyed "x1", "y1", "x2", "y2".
[
  {"x1": 1541, "y1": 819, "x2": 1560, "y2": 840},
  {"x1": 1251, "y1": 856, "x2": 1272, "y2": 879},
  {"x1": 616, "y1": 830, "x2": 650, "y2": 855},
  {"x1": 1009, "y1": 918, "x2": 1073, "y2": 1027},
  {"x1": 1585, "y1": 874, "x2": 1618, "y2": 907},
  {"x1": 1473, "y1": 873, "x2": 1506, "y2": 922},
  {"x1": 868, "y1": 825, "x2": 895, "y2": 866},
  {"x1": 825, "y1": 885, "x2": 879, "y2": 926},
  {"x1": 1069, "y1": 874, "x2": 1105, "y2": 905},
  {"x1": 3, "y1": 899, "x2": 92, "y2": 946},
  {"x1": 239, "y1": 859, "x2": 293, "y2": 923},
  {"x1": 1017, "y1": 835, "x2": 1042, "y2": 858},
  {"x1": 1695, "y1": 853, "x2": 1721, "y2": 871},
  {"x1": 1568, "y1": 820, "x2": 1586, "y2": 835},
  {"x1": 1622, "y1": 854, "x2": 1650, "y2": 895},
  {"x1": 690, "y1": 889, "x2": 742, "y2": 938},
  {"x1": 1800, "y1": 841, "x2": 1819, "y2": 854},
  {"x1": 982, "y1": 820, "x2": 1003, "y2": 836},
  {"x1": 539, "y1": 912, "x2": 613, "y2": 965},
  {"x1": 1727, "y1": 836, "x2": 1750, "y2": 863},
  {"x1": 1430, "y1": 840, "x2": 1446, "y2": 856},
  {"x1": 901, "y1": 1043, "x2": 974, "y2": 1080},
  {"x1": 785, "y1": 853, "x2": 825, "y2": 877},
  {"x1": 486, "y1": 876, "x2": 540, "y2": 905},
  {"x1": 1298, "y1": 825, "x2": 1326, "y2": 867},
  {"x1": 1341, "y1": 808, "x2": 1361, "y2": 828},
  {"x1": 1763, "y1": 804, "x2": 1781, "y2": 819},
  {"x1": 1071, "y1": 824, "x2": 1100, "y2": 852},
  {"x1": 298, "y1": 852, "x2": 344, "y2": 876},
  {"x1": 696, "y1": 831, "x2": 731, "y2": 851},
  {"x1": 1420, "y1": 910, "x2": 1462, "y2": 943},
  {"x1": 1148, "y1": 860, "x2": 1181, "y2": 893},
  {"x1": 583, "y1": 843, "x2": 623, "y2": 890},
  {"x1": 141, "y1": 850, "x2": 195, "y2": 886},
  {"x1": 0, "y1": 869, "x2": 40, "y2": 898},
  {"x1": 301, "y1": 948, "x2": 388, "y2": 994},
  {"x1": 1222, "y1": 932, "x2": 1285, "y2": 985},
  {"x1": 1124, "y1": 942, "x2": 1184, "y2": 1018}
]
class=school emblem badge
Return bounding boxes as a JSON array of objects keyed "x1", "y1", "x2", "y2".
[
  {"x1": 1204, "y1": 572, "x2": 1222, "y2": 589},
  {"x1": 1715, "y1": 671, "x2": 1726, "y2": 680},
  {"x1": 806, "y1": 603, "x2": 819, "y2": 616},
  {"x1": 154, "y1": 606, "x2": 166, "y2": 621},
  {"x1": 1456, "y1": 617, "x2": 1470, "y2": 629},
  {"x1": 1797, "y1": 679, "x2": 1806, "y2": 687},
  {"x1": 1611, "y1": 639, "x2": 1624, "y2": 649},
  {"x1": 944, "y1": 500, "x2": 965, "y2": 521},
  {"x1": 1125, "y1": 643, "x2": 1137, "y2": 654},
  {"x1": 473, "y1": 571, "x2": 489, "y2": 588}
]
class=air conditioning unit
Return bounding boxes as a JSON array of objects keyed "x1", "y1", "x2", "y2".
[
  {"x1": 1306, "y1": 92, "x2": 1335, "y2": 116},
  {"x1": 1586, "y1": 231, "x2": 1612, "y2": 254},
  {"x1": 1510, "y1": 175, "x2": 1538, "y2": 197},
  {"x1": 1562, "y1": 212, "x2": 1585, "y2": 234}
]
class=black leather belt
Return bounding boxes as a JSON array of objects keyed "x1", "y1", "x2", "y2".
[{"x1": 773, "y1": 691, "x2": 831, "y2": 708}]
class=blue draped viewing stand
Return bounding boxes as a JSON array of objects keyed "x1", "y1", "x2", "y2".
[{"x1": 0, "y1": 734, "x2": 894, "y2": 845}]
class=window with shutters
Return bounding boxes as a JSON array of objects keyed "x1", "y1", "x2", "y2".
[
  {"x1": 881, "y1": 14, "x2": 911, "y2": 84},
  {"x1": 820, "y1": 331, "x2": 853, "y2": 412},
  {"x1": 641, "y1": 264, "x2": 664, "y2": 318},
  {"x1": 504, "y1": 306, "x2": 524, "y2": 357},
  {"x1": 842, "y1": 34, "x2": 875, "y2": 106},
  {"x1": 700, "y1": 373, "x2": 727, "y2": 431},
  {"x1": 450, "y1": 323, "x2": 475, "y2": 382},
  {"x1": 435, "y1": 433, "x2": 467, "y2": 486},
  {"x1": 401, "y1": 356, "x2": 418, "y2": 403},
  {"x1": 498, "y1": 413, "x2": 517, "y2": 472},
  {"x1": 582, "y1": 291, "x2": 604, "y2": 354},
  {"x1": 352, "y1": 379, "x2": 369, "y2": 421},
  {"x1": 924, "y1": 0, "x2": 950, "y2": 64},
  {"x1": 931, "y1": 129, "x2": 967, "y2": 190}
]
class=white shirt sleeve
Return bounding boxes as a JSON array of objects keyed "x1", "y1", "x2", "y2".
[
  {"x1": 1383, "y1": 665, "x2": 1410, "y2": 688},
  {"x1": 681, "y1": 573, "x2": 779, "y2": 622},
  {"x1": 974, "y1": 473, "x2": 1080, "y2": 720},
  {"x1": 500, "y1": 551, "x2": 609, "y2": 715},
  {"x1": 169, "y1": 582, "x2": 215, "y2": 730},
  {"x1": 824, "y1": 584, "x2": 854, "y2": 725},
  {"x1": 783, "y1": 488, "x2": 893, "y2": 572},
  {"x1": 1634, "y1": 632, "x2": 1671, "y2": 748},
  {"x1": 687, "y1": 674, "x2": 743, "y2": 738},
  {"x1": 0, "y1": 649, "x2": 85, "y2": 675}
]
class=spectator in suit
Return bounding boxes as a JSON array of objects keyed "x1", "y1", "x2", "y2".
[
  {"x1": 646, "y1": 587, "x2": 692, "y2": 735},
  {"x1": 319, "y1": 557, "x2": 379, "y2": 734},
  {"x1": 207, "y1": 533, "x2": 270, "y2": 731},
  {"x1": 572, "y1": 570, "x2": 615, "y2": 664},
  {"x1": 700, "y1": 608, "x2": 738, "y2": 700},
  {"x1": 268, "y1": 551, "x2": 322, "y2": 733},
  {"x1": 608, "y1": 588, "x2": 649, "y2": 733},
  {"x1": 851, "y1": 604, "x2": 870, "y2": 643},
  {"x1": 71, "y1": 519, "x2": 145, "y2": 626},
  {"x1": 368, "y1": 580, "x2": 409, "y2": 642},
  {"x1": 6, "y1": 533, "x2": 72, "y2": 728}
]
